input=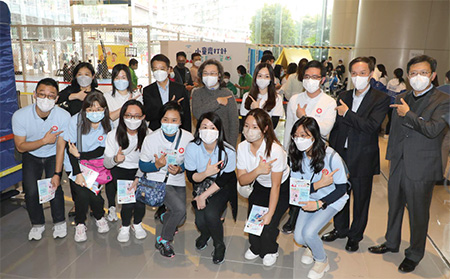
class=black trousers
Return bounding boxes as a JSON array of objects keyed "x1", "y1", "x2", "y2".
[
  {"x1": 70, "y1": 178, "x2": 105, "y2": 225},
  {"x1": 248, "y1": 179, "x2": 289, "y2": 258},
  {"x1": 110, "y1": 167, "x2": 146, "y2": 227},
  {"x1": 194, "y1": 187, "x2": 229, "y2": 248},
  {"x1": 385, "y1": 159, "x2": 434, "y2": 263},
  {"x1": 22, "y1": 152, "x2": 65, "y2": 225}
]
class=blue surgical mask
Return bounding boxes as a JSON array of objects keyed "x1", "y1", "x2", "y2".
[
  {"x1": 86, "y1": 111, "x2": 105, "y2": 123},
  {"x1": 161, "y1": 123, "x2": 179, "y2": 135},
  {"x1": 114, "y1": 79, "x2": 129, "y2": 91}
]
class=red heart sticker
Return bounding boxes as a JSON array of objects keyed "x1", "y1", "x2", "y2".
[
  {"x1": 98, "y1": 136, "x2": 104, "y2": 141},
  {"x1": 179, "y1": 148, "x2": 184, "y2": 154},
  {"x1": 322, "y1": 169, "x2": 329, "y2": 175},
  {"x1": 52, "y1": 125, "x2": 58, "y2": 131},
  {"x1": 316, "y1": 108, "x2": 322, "y2": 114}
]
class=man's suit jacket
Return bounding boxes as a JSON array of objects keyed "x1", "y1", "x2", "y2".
[
  {"x1": 329, "y1": 87, "x2": 390, "y2": 178},
  {"x1": 142, "y1": 81, "x2": 192, "y2": 132},
  {"x1": 386, "y1": 87, "x2": 449, "y2": 181}
]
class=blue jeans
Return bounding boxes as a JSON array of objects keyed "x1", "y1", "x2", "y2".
[
  {"x1": 22, "y1": 152, "x2": 65, "y2": 225},
  {"x1": 294, "y1": 206, "x2": 338, "y2": 262}
]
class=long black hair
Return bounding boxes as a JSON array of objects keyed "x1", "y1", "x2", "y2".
[
  {"x1": 244, "y1": 63, "x2": 277, "y2": 112},
  {"x1": 288, "y1": 117, "x2": 326, "y2": 174},
  {"x1": 71, "y1": 62, "x2": 98, "y2": 91},
  {"x1": 244, "y1": 108, "x2": 279, "y2": 157},
  {"x1": 80, "y1": 91, "x2": 112, "y2": 135},
  {"x1": 393, "y1": 68, "x2": 405, "y2": 84},
  {"x1": 192, "y1": 111, "x2": 233, "y2": 169},
  {"x1": 377, "y1": 64, "x2": 387, "y2": 78},
  {"x1": 115, "y1": 100, "x2": 147, "y2": 151},
  {"x1": 111, "y1": 64, "x2": 132, "y2": 97}
]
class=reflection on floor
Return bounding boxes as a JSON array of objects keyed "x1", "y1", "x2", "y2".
[{"x1": 1, "y1": 137, "x2": 449, "y2": 279}]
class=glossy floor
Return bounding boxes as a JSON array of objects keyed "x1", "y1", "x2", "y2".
[{"x1": 1, "y1": 137, "x2": 449, "y2": 279}]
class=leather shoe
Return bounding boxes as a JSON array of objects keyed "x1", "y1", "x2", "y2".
[
  {"x1": 368, "y1": 243, "x2": 399, "y2": 254},
  {"x1": 398, "y1": 258, "x2": 418, "y2": 273},
  {"x1": 321, "y1": 229, "x2": 346, "y2": 242},
  {"x1": 345, "y1": 239, "x2": 359, "y2": 252}
]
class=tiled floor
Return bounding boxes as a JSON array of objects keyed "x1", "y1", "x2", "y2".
[{"x1": 1, "y1": 137, "x2": 449, "y2": 279}]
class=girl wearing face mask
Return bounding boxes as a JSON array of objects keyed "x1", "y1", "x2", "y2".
[
  {"x1": 139, "y1": 101, "x2": 194, "y2": 258},
  {"x1": 289, "y1": 117, "x2": 348, "y2": 279},
  {"x1": 240, "y1": 63, "x2": 284, "y2": 129},
  {"x1": 103, "y1": 100, "x2": 150, "y2": 242},
  {"x1": 191, "y1": 59, "x2": 239, "y2": 147},
  {"x1": 237, "y1": 109, "x2": 290, "y2": 267},
  {"x1": 184, "y1": 112, "x2": 237, "y2": 265},
  {"x1": 104, "y1": 64, "x2": 143, "y2": 129},
  {"x1": 57, "y1": 62, "x2": 101, "y2": 116},
  {"x1": 64, "y1": 92, "x2": 113, "y2": 242}
]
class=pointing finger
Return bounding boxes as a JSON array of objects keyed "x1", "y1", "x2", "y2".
[
  {"x1": 339, "y1": 99, "x2": 345, "y2": 105},
  {"x1": 268, "y1": 158, "x2": 278, "y2": 164},
  {"x1": 329, "y1": 168, "x2": 339, "y2": 176},
  {"x1": 400, "y1": 98, "x2": 407, "y2": 105}
]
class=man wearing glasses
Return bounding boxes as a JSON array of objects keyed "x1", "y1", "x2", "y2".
[
  {"x1": 369, "y1": 55, "x2": 449, "y2": 273},
  {"x1": 281, "y1": 60, "x2": 337, "y2": 233},
  {"x1": 12, "y1": 78, "x2": 71, "y2": 241},
  {"x1": 322, "y1": 57, "x2": 390, "y2": 253}
]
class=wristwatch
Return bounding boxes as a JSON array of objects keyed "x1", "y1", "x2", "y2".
[
  {"x1": 320, "y1": 200, "x2": 327, "y2": 209},
  {"x1": 54, "y1": 171, "x2": 62, "y2": 178}
]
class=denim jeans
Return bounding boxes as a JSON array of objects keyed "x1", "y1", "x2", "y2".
[
  {"x1": 294, "y1": 206, "x2": 338, "y2": 262},
  {"x1": 22, "y1": 152, "x2": 65, "y2": 225}
]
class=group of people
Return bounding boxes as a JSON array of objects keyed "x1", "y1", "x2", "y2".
[{"x1": 12, "y1": 50, "x2": 449, "y2": 278}]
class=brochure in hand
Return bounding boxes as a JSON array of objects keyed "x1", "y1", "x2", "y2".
[
  {"x1": 117, "y1": 180, "x2": 136, "y2": 204},
  {"x1": 289, "y1": 177, "x2": 310, "y2": 206},
  {"x1": 244, "y1": 205, "x2": 269, "y2": 236},
  {"x1": 38, "y1": 178, "x2": 55, "y2": 204},
  {"x1": 69, "y1": 164, "x2": 101, "y2": 195}
]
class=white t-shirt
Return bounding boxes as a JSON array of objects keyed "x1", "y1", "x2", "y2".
[
  {"x1": 104, "y1": 127, "x2": 151, "y2": 169},
  {"x1": 387, "y1": 78, "x2": 406, "y2": 93},
  {"x1": 240, "y1": 92, "x2": 284, "y2": 117},
  {"x1": 104, "y1": 90, "x2": 143, "y2": 127},
  {"x1": 284, "y1": 91, "x2": 337, "y2": 148},
  {"x1": 237, "y1": 139, "x2": 290, "y2": 188},
  {"x1": 139, "y1": 128, "x2": 194, "y2": 186}
]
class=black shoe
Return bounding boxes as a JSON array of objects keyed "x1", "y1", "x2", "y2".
[
  {"x1": 345, "y1": 239, "x2": 359, "y2": 252},
  {"x1": 195, "y1": 235, "x2": 211, "y2": 250},
  {"x1": 155, "y1": 240, "x2": 175, "y2": 258},
  {"x1": 154, "y1": 206, "x2": 166, "y2": 220},
  {"x1": 212, "y1": 244, "x2": 226, "y2": 264},
  {"x1": 281, "y1": 222, "x2": 294, "y2": 234},
  {"x1": 398, "y1": 258, "x2": 418, "y2": 273},
  {"x1": 321, "y1": 229, "x2": 346, "y2": 242},
  {"x1": 368, "y1": 243, "x2": 399, "y2": 254},
  {"x1": 68, "y1": 206, "x2": 76, "y2": 217}
]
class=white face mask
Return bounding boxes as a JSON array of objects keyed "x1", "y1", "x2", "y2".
[
  {"x1": 351, "y1": 76, "x2": 370, "y2": 90},
  {"x1": 256, "y1": 78, "x2": 271, "y2": 90},
  {"x1": 409, "y1": 75, "x2": 430, "y2": 91},
  {"x1": 124, "y1": 118, "x2": 142, "y2": 130},
  {"x1": 169, "y1": 72, "x2": 175, "y2": 79},
  {"x1": 203, "y1": 76, "x2": 219, "y2": 88},
  {"x1": 293, "y1": 137, "x2": 314, "y2": 151},
  {"x1": 194, "y1": 60, "x2": 202, "y2": 67},
  {"x1": 243, "y1": 127, "x2": 262, "y2": 143},
  {"x1": 77, "y1": 75, "x2": 92, "y2": 88},
  {"x1": 223, "y1": 78, "x2": 230, "y2": 84},
  {"x1": 154, "y1": 70, "x2": 168, "y2": 83},
  {"x1": 303, "y1": 78, "x2": 321, "y2": 93},
  {"x1": 199, "y1": 129, "x2": 219, "y2": 144},
  {"x1": 36, "y1": 97, "x2": 55, "y2": 113}
]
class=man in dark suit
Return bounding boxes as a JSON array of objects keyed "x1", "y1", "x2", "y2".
[
  {"x1": 143, "y1": 54, "x2": 191, "y2": 132},
  {"x1": 322, "y1": 57, "x2": 390, "y2": 252},
  {"x1": 368, "y1": 55, "x2": 449, "y2": 273}
]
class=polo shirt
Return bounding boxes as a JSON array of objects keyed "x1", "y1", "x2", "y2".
[
  {"x1": 104, "y1": 90, "x2": 143, "y2": 127},
  {"x1": 238, "y1": 73, "x2": 252, "y2": 96},
  {"x1": 240, "y1": 92, "x2": 284, "y2": 117}
]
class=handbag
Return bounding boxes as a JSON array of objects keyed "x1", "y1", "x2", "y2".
[
  {"x1": 136, "y1": 130, "x2": 183, "y2": 206},
  {"x1": 76, "y1": 114, "x2": 112, "y2": 185},
  {"x1": 192, "y1": 147, "x2": 222, "y2": 198},
  {"x1": 237, "y1": 180, "x2": 254, "y2": 199}
]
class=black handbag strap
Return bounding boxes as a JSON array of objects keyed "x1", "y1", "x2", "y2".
[
  {"x1": 329, "y1": 149, "x2": 351, "y2": 190},
  {"x1": 163, "y1": 129, "x2": 183, "y2": 183}
]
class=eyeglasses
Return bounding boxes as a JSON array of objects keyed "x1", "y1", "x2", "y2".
[
  {"x1": 409, "y1": 71, "x2": 431, "y2": 77},
  {"x1": 202, "y1": 72, "x2": 219, "y2": 77},
  {"x1": 124, "y1": 114, "x2": 143, "y2": 120},
  {"x1": 303, "y1": 75, "x2": 322, "y2": 80},
  {"x1": 36, "y1": 92, "x2": 57, "y2": 100}
]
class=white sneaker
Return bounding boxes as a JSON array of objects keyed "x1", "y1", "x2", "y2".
[
  {"x1": 301, "y1": 247, "x2": 314, "y2": 264},
  {"x1": 307, "y1": 259, "x2": 330, "y2": 279},
  {"x1": 74, "y1": 224, "x2": 87, "y2": 242},
  {"x1": 28, "y1": 225, "x2": 45, "y2": 241},
  {"x1": 96, "y1": 217, "x2": 110, "y2": 233},
  {"x1": 106, "y1": 206, "x2": 118, "y2": 222},
  {"x1": 52, "y1": 222, "x2": 67, "y2": 239},
  {"x1": 244, "y1": 248, "x2": 259, "y2": 260},
  {"x1": 117, "y1": 226, "x2": 130, "y2": 242},
  {"x1": 132, "y1": 223, "x2": 147, "y2": 240},
  {"x1": 263, "y1": 252, "x2": 279, "y2": 266}
]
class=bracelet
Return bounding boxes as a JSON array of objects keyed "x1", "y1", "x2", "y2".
[{"x1": 316, "y1": 201, "x2": 319, "y2": 210}]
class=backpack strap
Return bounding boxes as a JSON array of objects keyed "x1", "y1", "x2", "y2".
[{"x1": 328, "y1": 149, "x2": 351, "y2": 190}]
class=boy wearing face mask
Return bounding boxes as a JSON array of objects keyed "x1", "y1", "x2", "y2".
[
  {"x1": 322, "y1": 57, "x2": 390, "y2": 253},
  {"x1": 223, "y1": 72, "x2": 238, "y2": 98},
  {"x1": 173, "y1": 51, "x2": 194, "y2": 91},
  {"x1": 190, "y1": 52, "x2": 202, "y2": 86},
  {"x1": 142, "y1": 54, "x2": 192, "y2": 132},
  {"x1": 12, "y1": 78, "x2": 71, "y2": 241},
  {"x1": 369, "y1": 55, "x2": 449, "y2": 273}
]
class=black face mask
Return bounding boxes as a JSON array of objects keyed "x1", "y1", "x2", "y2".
[{"x1": 177, "y1": 62, "x2": 185, "y2": 68}]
